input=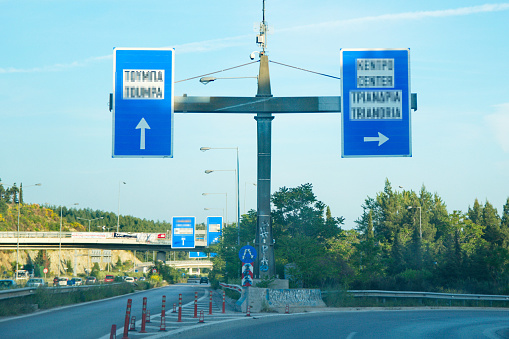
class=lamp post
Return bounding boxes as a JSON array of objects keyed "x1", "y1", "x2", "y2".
[
  {"x1": 60, "y1": 203, "x2": 79, "y2": 275},
  {"x1": 408, "y1": 206, "x2": 422, "y2": 239},
  {"x1": 77, "y1": 217, "x2": 104, "y2": 232},
  {"x1": 200, "y1": 146, "x2": 240, "y2": 245},
  {"x1": 204, "y1": 169, "x2": 238, "y2": 245},
  {"x1": 202, "y1": 193, "x2": 228, "y2": 227},
  {"x1": 11, "y1": 183, "x2": 41, "y2": 280},
  {"x1": 117, "y1": 181, "x2": 126, "y2": 232},
  {"x1": 204, "y1": 207, "x2": 225, "y2": 222},
  {"x1": 199, "y1": 76, "x2": 257, "y2": 85}
]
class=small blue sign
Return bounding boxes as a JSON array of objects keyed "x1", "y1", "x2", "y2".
[
  {"x1": 207, "y1": 216, "x2": 223, "y2": 246},
  {"x1": 172, "y1": 216, "x2": 195, "y2": 249},
  {"x1": 341, "y1": 48, "x2": 411, "y2": 157},
  {"x1": 113, "y1": 48, "x2": 174, "y2": 158},
  {"x1": 239, "y1": 245, "x2": 257, "y2": 264},
  {"x1": 189, "y1": 252, "x2": 207, "y2": 258},
  {"x1": 207, "y1": 216, "x2": 222, "y2": 258}
]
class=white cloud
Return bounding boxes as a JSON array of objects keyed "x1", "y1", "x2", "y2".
[
  {"x1": 278, "y1": 3, "x2": 509, "y2": 32},
  {"x1": 485, "y1": 103, "x2": 509, "y2": 152},
  {"x1": 2, "y1": 3, "x2": 508, "y2": 74}
]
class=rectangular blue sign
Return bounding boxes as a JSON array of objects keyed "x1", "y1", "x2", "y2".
[
  {"x1": 207, "y1": 216, "x2": 222, "y2": 258},
  {"x1": 189, "y1": 252, "x2": 208, "y2": 258},
  {"x1": 206, "y1": 216, "x2": 223, "y2": 246},
  {"x1": 341, "y1": 48, "x2": 411, "y2": 158},
  {"x1": 172, "y1": 216, "x2": 195, "y2": 249},
  {"x1": 112, "y1": 48, "x2": 174, "y2": 158}
]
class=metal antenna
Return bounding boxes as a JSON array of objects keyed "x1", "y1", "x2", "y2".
[{"x1": 257, "y1": 0, "x2": 267, "y2": 54}]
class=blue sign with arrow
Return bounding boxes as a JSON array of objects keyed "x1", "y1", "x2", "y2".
[
  {"x1": 341, "y1": 48, "x2": 411, "y2": 157},
  {"x1": 112, "y1": 48, "x2": 174, "y2": 158},
  {"x1": 172, "y1": 216, "x2": 195, "y2": 249},
  {"x1": 239, "y1": 245, "x2": 257, "y2": 264}
]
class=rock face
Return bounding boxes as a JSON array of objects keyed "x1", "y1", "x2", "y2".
[{"x1": 0, "y1": 249, "x2": 140, "y2": 277}]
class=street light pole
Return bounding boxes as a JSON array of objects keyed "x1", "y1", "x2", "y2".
[
  {"x1": 203, "y1": 167, "x2": 239, "y2": 244},
  {"x1": 77, "y1": 217, "x2": 105, "y2": 232},
  {"x1": 202, "y1": 193, "x2": 228, "y2": 226},
  {"x1": 117, "y1": 181, "x2": 126, "y2": 232},
  {"x1": 201, "y1": 147, "x2": 240, "y2": 245}
]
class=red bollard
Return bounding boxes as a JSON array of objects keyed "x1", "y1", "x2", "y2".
[
  {"x1": 209, "y1": 291, "x2": 213, "y2": 315},
  {"x1": 177, "y1": 294, "x2": 182, "y2": 322},
  {"x1": 110, "y1": 324, "x2": 117, "y2": 339},
  {"x1": 146, "y1": 310, "x2": 151, "y2": 323},
  {"x1": 246, "y1": 305, "x2": 251, "y2": 317},
  {"x1": 222, "y1": 290, "x2": 226, "y2": 313},
  {"x1": 129, "y1": 316, "x2": 136, "y2": 331},
  {"x1": 194, "y1": 291, "x2": 198, "y2": 318},
  {"x1": 160, "y1": 295, "x2": 166, "y2": 332},
  {"x1": 285, "y1": 304, "x2": 289, "y2": 314},
  {"x1": 198, "y1": 310, "x2": 205, "y2": 323},
  {"x1": 122, "y1": 299, "x2": 132, "y2": 339},
  {"x1": 140, "y1": 297, "x2": 147, "y2": 333}
]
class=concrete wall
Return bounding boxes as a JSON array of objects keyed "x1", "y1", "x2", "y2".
[{"x1": 239, "y1": 286, "x2": 326, "y2": 313}]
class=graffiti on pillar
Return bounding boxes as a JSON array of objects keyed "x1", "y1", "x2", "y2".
[{"x1": 259, "y1": 219, "x2": 270, "y2": 272}]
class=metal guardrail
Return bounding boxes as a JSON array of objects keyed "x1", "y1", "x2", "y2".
[
  {"x1": 0, "y1": 283, "x2": 124, "y2": 301},
  {"x1": 321, "y1": 290, "x2": 509, "y2": 303}
]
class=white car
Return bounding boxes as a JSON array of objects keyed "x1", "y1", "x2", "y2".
[
  {"x1": 124, "y1": 277, "x2": 135, "y2": 283},
  {"x1": 26, "y1": 278, "x2": 46, "y2": 287}
]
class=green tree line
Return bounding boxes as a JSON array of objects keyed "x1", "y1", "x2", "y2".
[{"x1": 209, "y1": 180, "x2": 509, "y2": 295}]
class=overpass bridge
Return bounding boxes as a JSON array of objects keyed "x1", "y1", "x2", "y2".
[{"x1": 0, "y1": 231, "x2": 210, "y2": 252}]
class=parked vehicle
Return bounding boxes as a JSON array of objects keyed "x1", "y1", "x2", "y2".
[
  {"x1": 26, "y1": 278, "x2": 46, "y2": 287},
  {"x1": 53, "y1": 276, "x2": 59, "y2": 286},
  {"x1": 104, "y1": 275, "x2": 115, "y2": 283},
  {"x1": 139, "y1": 276, "x2": 146, "y2": 281},
  {"x1": 85, "y1": 276, "x2": 97, "y2": 284},
  {"x1": 124, "y1": 277, "x2": 135, "y2": 283},
  {"x1": 58, "y1": 277, "x2": 68, "y2": 286},
  {"x1": 200, "y1": 277, "x2": 209, "y2": 284},
  {"x1": 0, "y1": 279, "x2": 17, "y2": 289},
  {"x1": 67, "y1": 278, "x2": 82, "y2": 286}
]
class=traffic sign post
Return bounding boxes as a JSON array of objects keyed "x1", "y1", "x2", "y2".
[
  {"x1": 239, "y1": 245, "x2": 257, "y2": 264},
  {"x1": 112, "y1": 48, "x2": 174, "y2": 158},
  {"x1": 241, "y1": 263, "x2": 254, "y2": 287},
  {"x1": 341, "y1": 48, "x2": 411, "y2": 157},
  {"x1": 171, "y1": 216, "x2": 196, "y2": 249}
]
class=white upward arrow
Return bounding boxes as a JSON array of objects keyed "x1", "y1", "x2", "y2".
[
  {"x1": 364, "y1": 132, "x2": 389, "y2": 146},
  {"x1": 135, "y1": 118, "x2": 150, "y2": 150}
]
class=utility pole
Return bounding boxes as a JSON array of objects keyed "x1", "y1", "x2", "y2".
[{"x1": 169, "y1": 0, "x2": 417, "y2": 279}]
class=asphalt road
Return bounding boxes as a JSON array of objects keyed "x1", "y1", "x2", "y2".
[
  {"x1": 177, "y1": 309, "x2": 509, "y2": 339},
  {"x1": 0, "y1": 283, "x2": 207, "y2": 339}
]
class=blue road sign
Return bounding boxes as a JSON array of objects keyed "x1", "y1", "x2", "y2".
[
  {"x1": 341, "y1": 48, "x2": 411, "y2": 157},
  {"x1": 207, "y1": 216, "x2": 223, "y2": 246},
  {"x1": 239, "y1": 245, "x2": 257, "y2": 264},
  {"x1": 207, "y1": 216, "x2": 222, "y2": 258},
  {"x1": 113, "y1": 48, "x2": 174, "y2": 158},
  {"x1": 189, "y1": 252, "x2": 207, "y2": 258},
  {"x1": 172, "y1": 216, "x2": 195, "y2": 249}
]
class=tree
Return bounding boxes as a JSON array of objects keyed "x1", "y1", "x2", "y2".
[{"x1": 481, "y1": 201, "x2": 502, "y2": 246}]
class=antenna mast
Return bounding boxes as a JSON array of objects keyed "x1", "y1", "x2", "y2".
[{"x1": 257, "y1": 0, "x2": 268, "y2": 54}]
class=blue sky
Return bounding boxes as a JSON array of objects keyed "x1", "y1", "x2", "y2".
[{"x1": 1, "y1": 1, "x2": 508, "y2": 230}]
